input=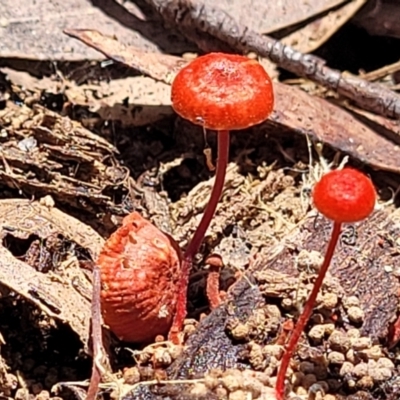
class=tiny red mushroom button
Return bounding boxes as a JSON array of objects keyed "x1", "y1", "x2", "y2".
[{"x1": 313, "y1": 168, "x2": 376, "y2": 223}]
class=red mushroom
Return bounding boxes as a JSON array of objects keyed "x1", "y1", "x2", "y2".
[
  {"x1": 99, "y1": 212, "x2": 181, "y2": 343},
  {"x1": 275, "y1": 168, "x2": 376, "y2": 400},
  {"x1": 169, "y1": 53, "x2": 274, "y2": 341}
]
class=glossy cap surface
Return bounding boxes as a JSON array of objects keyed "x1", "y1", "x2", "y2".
[
  {"x1": 171, "y1": 53, "x2": 274, "y2": 131},
  {"x1": 313, "y1": 168, "x2": 376, "y2": 223}
]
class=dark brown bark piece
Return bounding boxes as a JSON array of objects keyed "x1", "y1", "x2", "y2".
[
  {"x1": 122, "y1": 279, "x2": 264, "y2": 399},
  {"x1": 253, "y1": 210, "x2": 400, "y2": 341}
]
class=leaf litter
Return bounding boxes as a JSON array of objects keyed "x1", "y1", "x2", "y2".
[{"x1": 0, "y1": 1, "x2": 400, "y2": 400}]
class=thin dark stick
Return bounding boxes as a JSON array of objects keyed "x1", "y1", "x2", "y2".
[
  {"x1": 144, "y1": 0, "x2": 400, "y2": 120},
  {"x1": 87, "y1": 264, "x2": 103, "y2": 400}
]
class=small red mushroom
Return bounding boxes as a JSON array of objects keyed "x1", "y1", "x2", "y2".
[
  {"x1": 99, "y1": 212, "x2": 181, "y2": 343},
  {"x1": 275, "y1": 168, "x2": 376, "y2": 400},
  {"x1": 169, "y1": 53, "x2": 274, "y2": 341}
]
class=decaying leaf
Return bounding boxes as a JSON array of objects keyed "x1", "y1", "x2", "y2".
[
  {"x1": 64, "y1": 29, "x2": 187, "y2": 84},
  {"x1": 282, "y1": 0, "x2": 367, "y2": 53},
  {"x1": 0, "y1": 104, "x2": 133, "y2": 211},
  {"x1": 0, "y1": 0, "x2": 351, "y2": 61},
  {"x1": 0, "y1": 0, "x2": 192, "y2": 60},
  {"x1": 354, "y1": 0, "x2": 400, "y2": 39},
  {"x1": 65, "y1": 76, "x2": 173, "y2": 127},
  {"x1": 0, "y1": 198, "x2": 104, "y2": 347}
]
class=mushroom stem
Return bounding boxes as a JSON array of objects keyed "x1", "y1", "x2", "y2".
[
  {"x1": 275, "y1": 221, "x2": 342, "y2": 400},
  {"x1": 169, "y1": 130, "x2": 230, "y2": 343},
  {"x1": 185, "y1": 130, "x2": 230, "y2": 259}
]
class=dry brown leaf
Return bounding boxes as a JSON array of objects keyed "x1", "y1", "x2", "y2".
[
  {"x1": 282, "y1": 0, "x2": 367, "y2": 53},
  {"x1": 0, "y1": 0, "x2": 191, "y2": 60},
  {"x1": 0, "y1": 0, "x2": 349, "y2": 60},
  {"x1": 354, "y1": 0, "x2": 400, "y2": 39},
  {"x1": 66, "y1": 76, "x2": 174, "y2": 127},
  {"x1": 0, "y1": 198, "x2": 105, "y2": 347},
  {"x1": 65, "y1": 29, "x2": 400, "y2": 173},
  {"x1": 0, "y1": 104, "x2": 129, "y2": 211}
]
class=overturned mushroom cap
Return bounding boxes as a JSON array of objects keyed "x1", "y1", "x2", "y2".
[
  {"x1": 171, "y1": 53, "x2": 274, "y2": 131},
  {"x1": 313, "y1": 168, "x2": 376, "y2": 223}
]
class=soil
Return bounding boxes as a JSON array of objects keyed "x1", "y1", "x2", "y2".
[{"x1": 0, "y1": 3, "x2": 400, "y2": 400}]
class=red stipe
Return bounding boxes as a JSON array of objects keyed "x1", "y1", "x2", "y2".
[
  {"x1": 169, "y1": 130, "x2": 229, "y2": 343},
  {"x1": 275, "y1": 222, "x2": 342, "y2": 400},
  {"x1": 205, "y1": 254, "x2": 225, "y2": 310}
]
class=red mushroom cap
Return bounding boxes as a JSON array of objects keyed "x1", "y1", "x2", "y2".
[
  {"x1": 100, "y1": 212, "x2": 181, "y2": 343},
  {"x1": 313, "y1": 168, "x2": 376, "y2": 223},
  {"x1": 171, "y1": 53, "x2": 274, "y2": 131}
]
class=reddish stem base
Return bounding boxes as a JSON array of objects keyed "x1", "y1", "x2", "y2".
[
  {"x1": 275, "y1": 221, "x2": 342, "y2": 400},
  {"x1": 168, "y1": 130, "x2": 230, "y2": 343}
]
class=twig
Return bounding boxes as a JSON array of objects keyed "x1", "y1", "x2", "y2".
[
  {"x1": 87, "y1": 264, "x2": 103, "y2": 400},
  {"x1": 144, "y1": 0, "x2": 400, "y2": 120}
]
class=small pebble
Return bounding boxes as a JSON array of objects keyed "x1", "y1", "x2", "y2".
[
  {"x1": 340, "y1": 361, "x2": 355, "y2": 376},
  {"x1": 297, "y1": 249, "x2": 323, "y2": 271},
  {"x1": 215, "y1": 387, "x2": 228, "y2": 398},
  {"x1": 295, "y1": 386, "x2": 308, "y2": 396},
  {"x1": 319, "y1": 293, "x2": 338, "y2": 309},
  {"x1": 347, "y1": 328, "x2": 361, "y2": 339},
  {"x1": 360, "y1": 345, "x2": 383, "y2": 360},
  {"x1": 328, "y1": 351, "x2": 345, "y2": 364},
  {"x1": 291, "y1": 371, "x2": 305, "y2": 387},
  {"x1": 309, "y1": 381, "x2": 329, "y2": 396},
  {"x1": 352, "y1": 337, "x2": 372, "y2": 350},
  {"x1": 228, "y1": 389, "x2": 247, "y2": 400},
  {"x1": 248, "y1": 342, "x2": 265, "y2": 370},
  {"x1": 323, "y1": 323, "x2": 335, "y2": 335},
  {"x1": 353, "y1": 363, "x2": 368, "y2": 378},
  {"x1": 298, "y1": 361, "x2": 314, "y2": 374},
  {"x1": 35, "y1": 391, "x2": 50, "y2": 400},
  {"x1": 15, "y1": 389, "x2": 29, "y2": 400},
  {"x1": 189, "y1": 382, "x2": 209, "y2": 398},
  {"x1": 302, "y1": 373, "x2": 317, "y2": 389},
  {"x1": 343, "y1": 296, "x2": 360, "y2": 309},
  {"x1": 123, "y1": 367, "x2": 141, "y2": 384},
  {"x1": 281, "y1": 298, "x2": 293, "y2": 309},
  {"x1": 308, "y1": 325, "x2": 326, "y2": 342},
  {"x1": 230, "y1": 323, "x2": 249, "y2": 340},
  {"x1": 376, "y1": 357, "x2": 395, "y2": 369},
  {"x1": 328, "y1": 330, "x2": 351, "y2": 352},
  {"x1": 347, "y1": 306, "x2": 364, "y2": 323},
  {"x1": 326, "y1": 378, "x2": 341, "y2": 392},
  {"x1": 221, "y1": 374, "x2": 241, "y2": 392},
  {"x1": 204, "y1": 373, "x2": 219, "y2": 390},
  {"x1": 345, "y1": 349, "x2": 356, "y2": 364},
  {"x1": 357, "y1": 375, "x2": 374, "y2": 390},
  {"x1": 369, "y1": 367, "x2": 392, "y2": 382},
  {"x1": 313, "y1": 365, "x2": 328, "y2": 380},
  {"x1": 263, "y1": 345, "x2": 283, "y2": 359},
  {"x1": 242, "y1": 377, "x2": 263, "y2": 398}
]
